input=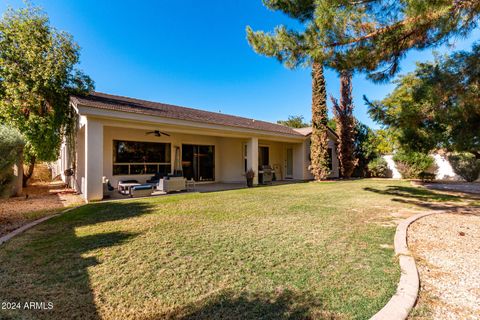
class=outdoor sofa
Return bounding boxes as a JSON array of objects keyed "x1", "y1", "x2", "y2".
[{"x1": 157, "y1": 176, "x2": 187, "y2": 193}]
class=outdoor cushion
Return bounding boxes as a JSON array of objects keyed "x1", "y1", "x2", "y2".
[
  {"x1": 119, "y1": 179, "x2": 139, "y2": 184},
  {"x1": 157, "y1": 177, "x2": 186, "y2": 193},
  {"x1": 131, "y1": 185, "x2": 153, "y2": 191}
]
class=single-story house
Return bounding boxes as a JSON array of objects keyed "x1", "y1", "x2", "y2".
[{"x1": 58, "y1": 92, "x2": 339, "y2": 202}]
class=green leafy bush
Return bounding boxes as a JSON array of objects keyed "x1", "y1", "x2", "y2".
[
  {"x1": 448, "y1": 153, "x2": 480, "y2": 182},
  {"x1": 368, "y1": 157, "x2": 391, "y2": 178},
  {"x1": 393, "y1": 151, "x2": 436, "y2": 179},
  {"x1": 0, "y1": 125, "x2": 24, "y2": 197}
]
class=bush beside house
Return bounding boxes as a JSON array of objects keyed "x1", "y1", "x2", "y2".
[{"x1": 0, "y1": 125, "x2": 24, "y2": 197}]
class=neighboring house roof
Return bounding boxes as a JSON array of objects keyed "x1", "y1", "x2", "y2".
[
  {"x1": 70, "y1": 92, "x2": 305, "y2": 137},
  {"x1": 293, "y1": 126, "x2": 339, "y2": 139}
]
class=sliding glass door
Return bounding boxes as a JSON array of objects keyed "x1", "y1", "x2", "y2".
[{"x1": 182, "y1": 145, "x2": 215, "y2": 181}]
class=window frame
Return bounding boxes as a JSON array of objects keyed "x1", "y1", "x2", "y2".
[{"x1": 112, "y1": 140, "x2": 171, "y2": 176}]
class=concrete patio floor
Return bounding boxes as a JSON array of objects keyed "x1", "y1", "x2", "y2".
[{"x1": 106, "y1": 180, "x2": 306, "y2": 200}]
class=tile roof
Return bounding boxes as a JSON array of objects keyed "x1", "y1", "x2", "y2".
[
  {"x1": 293, "y1": 126, "x2": 339, "y2": 139},
  {"x1": 71, "y1": 92, "x2": 305, "y2": 137}
]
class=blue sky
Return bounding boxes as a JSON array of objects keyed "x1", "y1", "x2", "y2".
[{"x1": 1, "y1": 1, "x2": 479, "y2": 128}]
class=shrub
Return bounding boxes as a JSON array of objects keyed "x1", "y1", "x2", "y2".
[
  {"x1": 448, "y1": 152, "x2": 480, "y2": 182},
  {"x1": 368, "y1": 157, "x2": 391, "y2": 178},
  {"x1": 0, "y1": 125, "x2": 24, "y2": 197},
  {"x1": 419, "y1": 172, "x2": 436, "y2": 182},
  {"x1": 393, "y1": 151, "x2": 437, "y2": 179}
]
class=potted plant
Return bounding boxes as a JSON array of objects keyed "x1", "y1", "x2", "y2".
[{"x1": 245, "y1": 168, "x2": 255, "y2": 188}]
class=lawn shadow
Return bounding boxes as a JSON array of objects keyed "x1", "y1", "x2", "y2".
[
  {"x1": 0, "y1": 200, "x2": 155, "y2": 320},
  {"x1": 363, "y1": 185, "x2": 477, "y2": 211},
  {"x1": 154, "y1": 289, "x2": 329, "y2": 320}
]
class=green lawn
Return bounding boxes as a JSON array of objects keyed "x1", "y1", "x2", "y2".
[{"x1": 0, "y1": 179, "x2": 471, "y2": 320}]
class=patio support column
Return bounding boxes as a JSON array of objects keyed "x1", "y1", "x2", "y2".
[
  {"x1": 84, "y1": 117, "x2": 103, "y2": 202},
  {"x1": 247, "y1": 137, "x2": 258, "y2": 185},
  {"x1": 293, "y1": 142, "x2": 306, "y2": 180}
]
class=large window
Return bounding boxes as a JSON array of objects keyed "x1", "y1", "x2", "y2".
[
  {"x1": 113, "y1": 140, "x2": 171, "y2": 175},
  {"x1": 182, "y1": 144, "x2": 215, "y2": 181}
]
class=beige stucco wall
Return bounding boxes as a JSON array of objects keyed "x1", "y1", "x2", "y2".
[
  {"x1": 99, "y1": 125, "x2": 314, "y2": 187},
  {"x1": 76, "y1": 126, "x2": 86, "y2": 194},
  {"x1": 218, "y1": 138, "x2": 294, "y2": 183},
  {"x1": 64, "y1": 114, "x2": 345, "y2": 201},
  {"x1": 103, "y1": 126, "x2": 224, "y2": 187},
  {"x1": 85, "y1": 118, "x2": 104, "y2": 201},
  {"x1": 218, "y1": 137, "x2": 244, "y2": 183},
  {"x1": 259, "y1": 140, "x2": 287, "y2": 180}
]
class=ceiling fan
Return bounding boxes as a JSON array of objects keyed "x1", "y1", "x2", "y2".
[{"x1": 146, "y1": 130, "x2": 170, "y2": 137}]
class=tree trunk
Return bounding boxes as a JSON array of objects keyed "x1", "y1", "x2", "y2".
[
  {"x1": 309, "y1": 62, "x2": 330, "y2": 180},
  {"x1": 22, "y1": 156, "x2": 36, "y2": 187},
  {"x1": 333, "y1": 70, "x2": 357, "y2": 178}
]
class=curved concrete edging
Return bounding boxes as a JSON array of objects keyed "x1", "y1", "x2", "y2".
[
  {"x1": 0, "y1": 206, "x2": 83, "y2": 246},
  {"x1": 370, "y1": 210, "x2": 448, "y2": 320}
]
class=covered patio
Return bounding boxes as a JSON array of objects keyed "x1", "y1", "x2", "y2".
[
  {"x1": 65, "y1": 119, "x2": 309, "y2": 202},
  {"x1": 105, "y1": 180, "x2": 307, "y2": 200},
  {"x1": 60, "y1": 92, "x2": 339, "y2": 202}
]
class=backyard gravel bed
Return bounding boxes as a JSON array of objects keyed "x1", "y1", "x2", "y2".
[
  {"x1": 0, "y1": 181, "x2": 83, "y2": 237},
  {"x1": 421, "y1": 182, "x2": 480, "y2": 195},
  {"x1": 408, "y1": 212, "x2": 480, "y2": 319}
]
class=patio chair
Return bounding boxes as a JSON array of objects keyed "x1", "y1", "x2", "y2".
[
  {"x1": 146, "y1": 173, "x2": 164, "y2": 184},
  {"x1": 117, "y1": 179, "x2": 140, "y2": 195},
  {"x1": 102, "y1": 178, "x2": 115, "y2": 199}
]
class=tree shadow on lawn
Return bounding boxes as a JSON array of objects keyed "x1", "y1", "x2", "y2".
[
  {"x1": 154, "y1": 290, "x2": 331, "y2": 320},
  {"x1": 0, "y1": 201, "x2": 155, "y2": 320},
  {"x1": 364, "y1": 185, "x2": 479, "y2": 211}
]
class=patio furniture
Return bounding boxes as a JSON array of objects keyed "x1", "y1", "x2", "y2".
[
  {"x1": 130, "y1": 184, "x2": 154, "y2": 197},
  {"x1": 258, "y1": 165, "x2": 274, "y2": 185},
  {"x1": 186, "y1": 178, "x2": 196, "y2": 191},
  {"x1": 102, "y1": 178, "x2": 115, "y2": 198},
  {"x1": 118, "y1": 180, "x2": 141, "y2": 195},
  {"x1": 146, "y1": 173, "x2": 164, "y2": 184},
  {"x1": 158, "y1": 176, "x2": 186, "y2": 193}
]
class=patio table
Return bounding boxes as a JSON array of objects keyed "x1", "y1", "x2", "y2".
[{"x1": 118, "y1": 182, "x2": 141, "y2": 195}]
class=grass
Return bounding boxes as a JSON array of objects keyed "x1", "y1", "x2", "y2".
[{"x1": 0, "y1": 179, "x2": 474, "y2": 320}]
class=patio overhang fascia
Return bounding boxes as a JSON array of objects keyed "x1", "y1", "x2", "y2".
[{"x1": 74, "y1": 103, "x2": 307, "y2": 143}]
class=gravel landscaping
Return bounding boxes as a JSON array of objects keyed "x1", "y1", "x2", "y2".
[
  {"x1": 421, "y1": 182, "x2": 480, "y2": 195},
  {"x1": 0, "y1": 181, "x2": 83, "y2": 237},
  {"x1": 408, "y1": 212, "x2": 480, "y2": 319}
]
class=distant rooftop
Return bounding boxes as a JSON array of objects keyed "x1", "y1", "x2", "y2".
[{"x1": 294, "y1": 126, "x2": 338, "y2": 138}]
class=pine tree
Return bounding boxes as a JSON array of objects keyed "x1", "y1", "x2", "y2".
[
  {"x1": 246, "y1": 1, "x2": 331, "y2": 180},
  {"x1": 314, "y1": 0, "x2": 480, "y2": 81},
  {"x1": 310, "y1": 62, "x2": 330, "y2": 179},
  {"x1": 248, "y1": 1, "x2": 480, "y2": 81},
  {"x1": 246, "y1": 0, "x2": 480, "y2": 179},
  {"x1": 331, "y1": 71, "x2": 356, "y2": 178}
]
